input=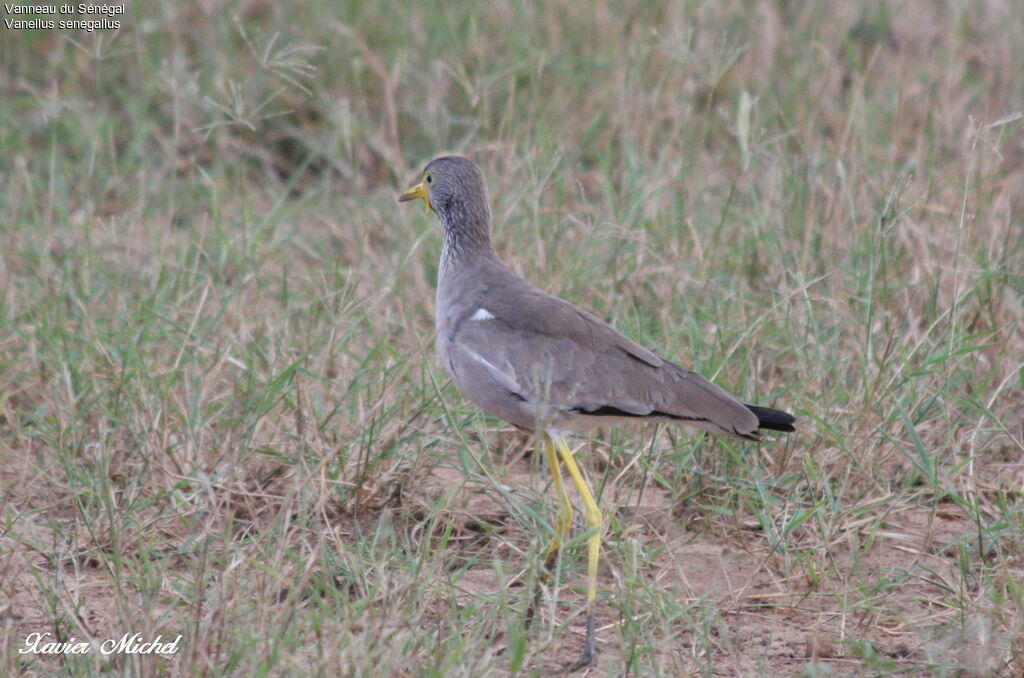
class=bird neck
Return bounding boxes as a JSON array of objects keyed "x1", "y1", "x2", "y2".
[{"x1": 439, "y1": 213, "x2": 500, "y2": 271}]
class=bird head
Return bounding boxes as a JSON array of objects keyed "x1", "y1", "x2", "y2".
[{"x1": 399, "y1": 156, "x2": 490, "y2": 225}]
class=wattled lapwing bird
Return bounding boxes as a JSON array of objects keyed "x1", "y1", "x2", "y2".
[{"x1": 400, "y1": 155, "x2": 795, "y2": 669}]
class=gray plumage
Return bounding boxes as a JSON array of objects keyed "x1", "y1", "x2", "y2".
[{"x1": 402, "y1": 155, "x2": 795, "y2": 440}]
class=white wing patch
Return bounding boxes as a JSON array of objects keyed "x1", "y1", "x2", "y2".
[{"x1": 471, "y1": 308, "x2": 495, "y2": 321}]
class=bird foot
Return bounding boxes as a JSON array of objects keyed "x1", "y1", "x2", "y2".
[
  {"x1": 565, "y1": 613, "x2": 597, "y2": 672},
  {"x1": 525, "y1": 551, "x2": 558, "y2": 629}
]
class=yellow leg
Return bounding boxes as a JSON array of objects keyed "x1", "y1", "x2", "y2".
[
  {"x1": 526, "y1": 437, "x2": 574, "y2": 629},
  {"x1": 545, "y1": 436, "x2": 574, "y2": 563},
  {"x1": 554, "y1": 436, "x2": 602, "y2": 669}
]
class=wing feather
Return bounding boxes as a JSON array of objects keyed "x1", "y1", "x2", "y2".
[{"x1": 449, "y1": 282, "x2": 758, "y2": 435}]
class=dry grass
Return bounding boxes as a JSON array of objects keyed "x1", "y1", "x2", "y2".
[{"x1": 2, "y1": 1, "x2": 1023, "y2": 676}]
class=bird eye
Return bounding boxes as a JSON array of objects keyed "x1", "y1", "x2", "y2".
[{"x1": 424, "y1": 172, "x2": 435, "y2": 185}]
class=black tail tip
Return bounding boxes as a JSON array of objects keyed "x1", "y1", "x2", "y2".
[{"x1": 746, "y1": 404, "x2": 796, "y2": 433}]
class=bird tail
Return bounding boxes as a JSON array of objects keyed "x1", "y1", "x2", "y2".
[{"x1": 745, "y1": 404, "x2": 796, "y2": 433}]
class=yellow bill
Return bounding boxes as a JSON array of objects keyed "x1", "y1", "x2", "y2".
[{"x1": 398, "y1": 180, "x2": 432, "y2": 213}]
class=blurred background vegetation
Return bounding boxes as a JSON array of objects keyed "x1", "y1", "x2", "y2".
[{"x1": 2, "y1": 1, "x2": 1023, "y2": 676}]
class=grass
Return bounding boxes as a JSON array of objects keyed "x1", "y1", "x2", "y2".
[{"x1": 2, "y1": 0, "x2": 1023, "y2": 675}]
